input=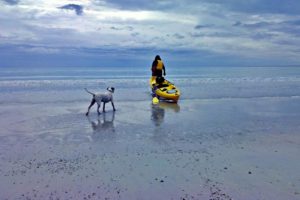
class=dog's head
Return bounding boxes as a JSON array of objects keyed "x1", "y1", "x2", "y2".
[{"x1": 107, "y1": 87, "x2": 115, "y2": 93}]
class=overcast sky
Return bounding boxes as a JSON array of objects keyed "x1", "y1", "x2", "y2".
[{"x1": 1, "y1": 0, "x2": 300, "y2": 68}]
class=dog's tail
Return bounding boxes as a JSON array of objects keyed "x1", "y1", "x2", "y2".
[{"x1": 84, "y1": 88, "x2": 95, "y2": 96}]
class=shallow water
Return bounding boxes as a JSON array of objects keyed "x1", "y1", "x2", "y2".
[{"x1": 0, "y1": 66, "x2": 300, "y2": 199}]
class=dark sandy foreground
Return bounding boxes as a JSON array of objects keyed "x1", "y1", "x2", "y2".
[{"x1": 0, "y1": 98, "x2": 300, "y2": 200}]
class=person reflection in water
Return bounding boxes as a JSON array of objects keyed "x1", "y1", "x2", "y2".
[
  {"x1": 86, "y1": 112, "x2": 116, "y2": 142},
  {"x1": 151, "y1": 102, "x2": 181, "y2": 127},
  {"x1": 151, "y1": 103, "x2": 180, "y2": 144},
  {"x1": 151, "y1": 104, "x2": 165, "y2": 127}
]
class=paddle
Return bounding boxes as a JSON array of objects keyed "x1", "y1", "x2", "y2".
[
  {"x1": 151, "y1": 84, "x2": 159, "y2": 104},
  {"x1": 152, "y1": 96, "x2": 159, "y2": 104}
]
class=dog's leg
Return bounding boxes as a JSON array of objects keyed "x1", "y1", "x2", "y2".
[
  {"x1": 97, "y1": 103, "x2": 101, "y2": 115},
  {"x1": 86, "y1": 99, "x2": 96, "y2": 116},
  {"x1": 103, "y1": 103, "x2": 106, "y2": 112},
  {"x1": 111, "y1": 101, "x2": 116, "y2": 111}
]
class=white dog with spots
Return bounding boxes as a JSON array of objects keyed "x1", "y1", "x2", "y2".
[{"x1": 85, "y1": 87, "x2": 116, "y2": 116}]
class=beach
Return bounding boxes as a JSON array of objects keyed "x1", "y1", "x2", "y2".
[{"x1": 0, "y1": 67, "x2": 300, "y2": 199}]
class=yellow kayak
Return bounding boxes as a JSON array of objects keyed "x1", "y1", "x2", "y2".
[{"x1": 150, "y1": 76, "x2": 180, "y2": 103}]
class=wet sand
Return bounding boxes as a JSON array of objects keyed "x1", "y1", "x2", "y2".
[{"x1": 0, "y1": 97, "x2": 300, "y2": 199}]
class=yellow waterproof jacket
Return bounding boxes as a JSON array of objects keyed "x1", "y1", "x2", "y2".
[{"x1": 156, "y1": 60, "x2": 164, "y2": 70}]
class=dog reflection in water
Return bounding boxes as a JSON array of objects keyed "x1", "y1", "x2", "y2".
[{"x1": 86, "y1": 112, "x2": 116, "y2": 142}]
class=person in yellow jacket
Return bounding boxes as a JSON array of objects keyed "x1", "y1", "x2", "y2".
[
  {"x1": 151, "y1": 55, "x2": 166, "y2": 77},
  {"x1": 151, "y1": 55, "x2": 166, "y2": 103}
]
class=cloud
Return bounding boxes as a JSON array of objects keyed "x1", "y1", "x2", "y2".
[
  {"x1": 194, "y1": 24, "x2": 214, "y2": 29},
  {"x1": 110, "y1": 26, "x2": 134, "y2": 31},
  {"x1": 233, "y1": 19, "x2": 300, "y2": 37},
  {"x1": 18, "y1": 45, "x2": 61, "y2": 54},
  {"x1": 100, "y1": 0, "x2": 175, "y2": 11},
  {"x1": 110, "y1": 26, "x2": 122, "y2": 31},
  {"x1": 233, "y1": 21, "x2": 273, "y2": 29},
  {"x1": 131, "y1": 32, "x2": 139, "y2": 37},
  {"x1": 173, "y1": 33, "x2": 184, "y2": 39},
  {"x1": 285, "y1": 19, "x2": 300, "y2": 26},
  {"x1": 1, "y1": 0, "x2": 300, "y2": 67},
  {"x1": 189, "y1": 31, "x2": 239, "y2": 39},
  {"x1": 251, "y1": 32, "x2": 277, "y2": 40},
  {"x1": 206, "y1": 0, "x2": 300, "y2": 15},
  {"x1": 58, "y1": 4, "x2": 83, "y2": 16},
  {"x1": 2, "y1": 0, "x2": 19, "y2": 5},
  {"x1": 98, "y1": 0, "x2": 300, "y2": 16}
]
